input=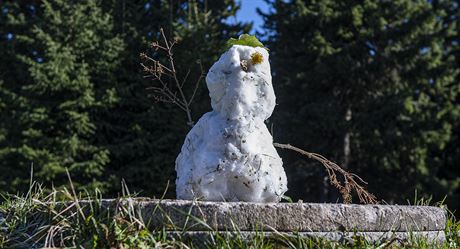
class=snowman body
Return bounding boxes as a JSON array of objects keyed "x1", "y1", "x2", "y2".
[{"x1": 175, "y1": 45, "x2": 287, "y2": 202}]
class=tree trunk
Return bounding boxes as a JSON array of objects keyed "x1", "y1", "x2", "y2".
[{"x1": 343, "y1": 108, "x2": 352, "y2": 170}]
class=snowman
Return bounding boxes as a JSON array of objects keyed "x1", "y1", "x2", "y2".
[{"x1": 175, "y1": 35, "x2": 287, "y2": 203}]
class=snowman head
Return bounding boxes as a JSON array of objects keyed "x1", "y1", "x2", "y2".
[{"x1": 206, "y1": 45, "x2": 276, "y2": 121}]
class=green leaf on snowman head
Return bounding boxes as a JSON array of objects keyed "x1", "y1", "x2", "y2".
[{"x1": 226, "y1": 34, "x2": 267, "y2": 50}]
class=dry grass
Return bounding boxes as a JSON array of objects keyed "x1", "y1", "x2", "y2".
[{"x1": 0, "y1": 180, "x2": 457, "y2": 248}]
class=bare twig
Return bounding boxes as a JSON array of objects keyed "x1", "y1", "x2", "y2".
[
  {"x1": 140, "y1": 28, "x2": 204, "y2": 127},
  {"x1": 273, "y1": 143, "x2": 378, "y2": 204},
  {"x1": 188, "y1": 60, "x2": 204, "y2": 106}
]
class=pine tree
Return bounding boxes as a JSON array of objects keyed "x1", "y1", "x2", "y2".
[
  {"x1": 429, "y1": 0, "x2": 460, "y2": 207},
  {"x1": 0, "y1": 0, "x2": 249, "y2": 196},
  {"x1": 0, "y1": 0, "x2": 124, "y2": 192},
  {"x1": 261, "y1": 0, "x2": 460, "y2": 204},
  {"x1": 0, "y1": 1, "x2": 41, "y2": 191}
]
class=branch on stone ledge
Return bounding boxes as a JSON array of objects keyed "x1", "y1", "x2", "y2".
[
  {"x1": 273, "y1": 143, "x2": 378, "y2": 204},
  {"x1": 140, "y1": 28, "x2": 204, "y2": 127}
]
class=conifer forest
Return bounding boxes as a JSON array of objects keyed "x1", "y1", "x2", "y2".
[{"x1": 1, "y1": 0, "x2": 459, "y2": 211}]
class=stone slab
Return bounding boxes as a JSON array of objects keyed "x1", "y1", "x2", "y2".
[
  {"x1": 166, "y1": 230, "x2": 446, "y2": 246},
  {"x1": 91, "y1": 199, "x2": 446, "y2": 233}
]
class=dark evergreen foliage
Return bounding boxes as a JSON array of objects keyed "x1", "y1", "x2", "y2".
[
  {"x1": 0, "y1": 0, "x2": 249, "y2": 197},
  {"x1": 0, "y1": 0, "x2": 459, "y2": 210},
  {"x1": 1, "y1": 0, "x2": 124, "y2": 191},
  {"x1": 96, "y1": 0, "x2": 250, "y2": 196},
  {"x1": 260, "y1": 0, "x2": 460, "y2": 208}
]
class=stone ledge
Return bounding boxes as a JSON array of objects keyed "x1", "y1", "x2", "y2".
[
  {"x1": 166, "y1": 230, "x2": 446, "y2": 245},
  {"x1": 92, "y1": 199, "x2": 446, "y2": 233}
]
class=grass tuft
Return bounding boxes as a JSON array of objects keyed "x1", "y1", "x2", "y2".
[{"x1": 0, "y1": 181, "x2": 459, "y2": 248}]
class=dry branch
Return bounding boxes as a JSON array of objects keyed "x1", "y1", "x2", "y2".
[
  {"x1": 274, "y1": 143, "x2": 377, "y2": 204},
  {"x1": 140, "y1": 28, "x2": 204, "y2": 127}
]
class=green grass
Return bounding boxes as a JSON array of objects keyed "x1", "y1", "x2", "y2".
[{"x1": 0, "y1": 182, "x2": 459, "y2": 249}]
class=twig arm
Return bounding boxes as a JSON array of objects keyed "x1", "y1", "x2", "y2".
[{"x1": 274, "y1": 142, "x2": 377, "y2": 204}]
